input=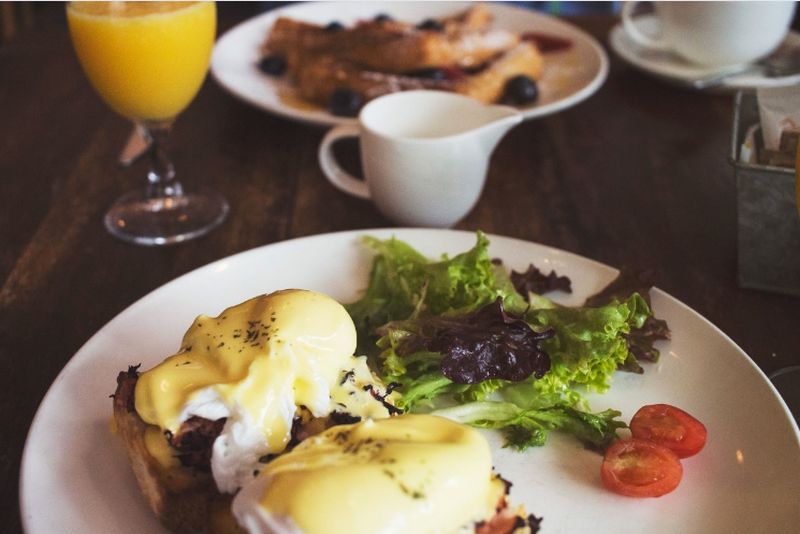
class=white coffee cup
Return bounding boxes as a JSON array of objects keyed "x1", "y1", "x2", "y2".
[
  {"x1": 318, "y1": 91, "x2": 522, "y2": 227},
  {"x1": 622, "y1": 1, "x2": 796, "y2": 67}
]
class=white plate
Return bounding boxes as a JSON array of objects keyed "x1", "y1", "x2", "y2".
[
  {"x1": 211, "y1": 2, "x2": 608, "y2": 127},
  {"x1": 609, "y1": 15, "x2": 800, "y2": 89},
  {"x1": 20, "y1": 229, "x2": 800, "y2": 533}
]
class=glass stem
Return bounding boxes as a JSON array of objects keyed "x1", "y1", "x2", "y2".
[{"x1": 142, "y1": 120, "x2": 182, "y2": 199}]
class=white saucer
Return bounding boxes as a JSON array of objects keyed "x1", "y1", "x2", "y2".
[{"x1": 609, "y1": 15, "x2": 800, "y2": 89}]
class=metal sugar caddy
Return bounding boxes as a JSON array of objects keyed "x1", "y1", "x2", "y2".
[{"x1": 730, "y1": 91, "x2": 800, "y2": 297}]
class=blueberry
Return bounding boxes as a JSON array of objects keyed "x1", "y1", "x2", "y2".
[
  {"x1": 257, "y1": 54, "x2": 287, "y2": 76},
  {"x1": 416, "y1": 18, "x2": 444, "y2": 31},
  {"x1": 329, "y1": 88, "x2": 363, "y2": 117},
  {"x1": 504, "y1": 75, "x2": 539, "y2": 105},
  {"x1": 325, "y1": 21, "x2": 344, "y2": 32},
  {"x1": 374, "y1": 13, "x2": 392, "y2": 22}
]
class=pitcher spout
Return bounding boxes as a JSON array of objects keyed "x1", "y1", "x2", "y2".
[{"x1": 476, "y1": 105, "x2": 523, "y2": 153}]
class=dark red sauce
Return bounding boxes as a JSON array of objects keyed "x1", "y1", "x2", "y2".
[{"x1": 522, "y1": 32, "x2": 573, "y2": 53}]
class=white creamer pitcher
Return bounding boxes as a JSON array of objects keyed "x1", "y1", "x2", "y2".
[{"x1": 318, "y1": 90, "x2": 523, "y2": 227}]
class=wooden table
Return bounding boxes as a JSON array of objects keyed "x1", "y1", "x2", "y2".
[{"x1": 1, "y1": 4, "x2": 798, "y2": 531}]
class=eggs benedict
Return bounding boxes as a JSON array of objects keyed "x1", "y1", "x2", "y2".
[
  {"x1": 113, "y1": 289, "x2": 396, "y2": 531},
  {"x1": 232, "y1": 414, "x2": 541, "y2": 534}
]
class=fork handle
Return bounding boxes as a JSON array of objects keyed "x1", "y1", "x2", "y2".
[{"x1": 690, "y1": 65, "x2": 762, "y2": 90}]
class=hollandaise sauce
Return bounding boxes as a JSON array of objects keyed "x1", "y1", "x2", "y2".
[
  {"x1": 134, "y1": 289, "x2": 392, "y2": 493},
  {"x1": 232, "y1": 415, "x2": 506, "y2": 534}
]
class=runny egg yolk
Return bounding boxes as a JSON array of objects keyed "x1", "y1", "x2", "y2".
[
  {"x1": 134, "y1": 289, "x2": 391, "y2": 456},
  {"x1": 232, "y1": 414, "x2": 506, "y2": 534}
]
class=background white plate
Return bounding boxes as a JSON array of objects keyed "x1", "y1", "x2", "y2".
[
  {"x1": 20, "y1": 229, "x2": 800, "y2": 533},
  {"x1": 211, "y1": 2, "x2": 608, "y2": 127},
  {"x1": 609, "y1": 15, "x2": 800, "y2": 89}
]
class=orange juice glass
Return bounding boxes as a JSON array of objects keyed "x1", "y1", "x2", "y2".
[{"x1": 67, "y1": 2, "x2": 228, "y2": 245}]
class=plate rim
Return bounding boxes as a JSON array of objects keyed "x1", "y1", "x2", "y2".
[
  {"x1": 210, "y1": 1, "x2": 610, "y2": 127},
  {"x1": 19, "y1": 227, "x2": 800, "y2": 533}
]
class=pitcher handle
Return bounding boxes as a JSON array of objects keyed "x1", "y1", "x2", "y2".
[
  {"x1": 318, "y1": 124, "x2": 370, "y2": 199},
  {"x1": 621, "y1": 1, "x2": 671, "y2": 52}
]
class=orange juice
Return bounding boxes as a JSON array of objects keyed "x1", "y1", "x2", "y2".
[{"x1": 67, "y1": 2, "x2": 216, "y2": 121}]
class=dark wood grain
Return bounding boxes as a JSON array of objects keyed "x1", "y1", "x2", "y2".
[{"x1": 1, "y1": 4, "x2": 798, "y2": 532}]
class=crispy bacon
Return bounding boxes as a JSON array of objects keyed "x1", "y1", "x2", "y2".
[
  {"x1": 113, "y1": 368, "x2": 374, "y2": 474},
  {"x1": 113, "y1": 366, "x2": 225, "y2": 472},
  {"x1": 475, "y1": 497, "x2": 542, "y2": 534},
  {"x1": 113, "y1": 365, "x2": 141, "y2": 412},
  {"x1": 474, "y1": 477, "x2": 542, "y2": 534},
  {"x1": 169, "y1": 417, "x2": 226, "y2": 472}
]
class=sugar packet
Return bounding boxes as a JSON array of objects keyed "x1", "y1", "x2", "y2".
[{"x1": 757, "y1": 85, "x2": 800, "y2": 167}]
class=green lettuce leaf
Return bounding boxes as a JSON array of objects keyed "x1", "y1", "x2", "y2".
[
  {"x1": 523, "y1": 294, "x2": 651, "y2": 401},
  {"x1": 432, "y1": 401, "x2": 626, "y2": 450},
  {"x1": 583, "y1": 268, "x2": 671, "y2": 365},
  {"x1": 345, "y1": 232, "x2": 527, "y2": 353},
  {"x1": 347, "y1": 232, "x2": 652, "y2": 451}
]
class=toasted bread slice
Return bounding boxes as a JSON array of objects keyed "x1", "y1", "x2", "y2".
[
  {"x1": 291, "y1": 53, "x2": 450, "y2": 104},
  {"x1": 113, "y1": 367, "x2": 224, "y2": 533},
  {"x1": 264, "y1": 5, "x2": 519, "y2": 73},
  {"x1": 291, "y1": 42, "x2": 542, "y2": 106}
]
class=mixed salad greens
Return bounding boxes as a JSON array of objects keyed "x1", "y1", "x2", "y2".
[{"x1": 346, "y1": 232, "x2": 670, "y2": 451}]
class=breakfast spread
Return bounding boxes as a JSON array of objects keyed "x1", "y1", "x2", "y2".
[
  {"x1": 258, "y1": 5, "x2": 545, "y2": 116},
  {"x1": 113, "y1": 288, "x2": 538, "y2": 533},
  {"x1": 112, "y1": 233, "x2": 706, "y2": 531}
]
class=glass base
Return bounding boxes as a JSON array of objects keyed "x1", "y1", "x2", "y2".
[{"x1": 104, "y1": 188, "x2": 229, "y2": 246}]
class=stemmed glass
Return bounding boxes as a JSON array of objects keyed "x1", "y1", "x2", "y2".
[{"x1": 67, "y1": 1, "x2": 228, "y2": 245}]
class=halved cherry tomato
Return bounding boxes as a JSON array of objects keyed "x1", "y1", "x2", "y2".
[
  {"x1": 630, "y1": 404, "x2": 707, "y2": 458},
  {"x1": 601, "y1": 438, "x2": 683, "y2": 498}
]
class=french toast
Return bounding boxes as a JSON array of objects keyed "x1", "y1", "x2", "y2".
[
  {"x1": 456, "y1": 42, "x2": 543, "y2": 103},
  {"x1": 264, "y1": 5, "x2": 519, "y2": 74},
  {"x1": 259, "y1": 4, "x2": 544, "y2": 114},
  {"x1": 292, "y1": 42, "x2": 543, "y2": 106}
]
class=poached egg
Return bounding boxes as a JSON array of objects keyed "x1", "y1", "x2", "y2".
[
  {"x1": 133, "y1": 289, "x2": 393, "y2": 493},
  {"x1": 232, "y1": 414, "x2": 507, "y2": 534}
]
